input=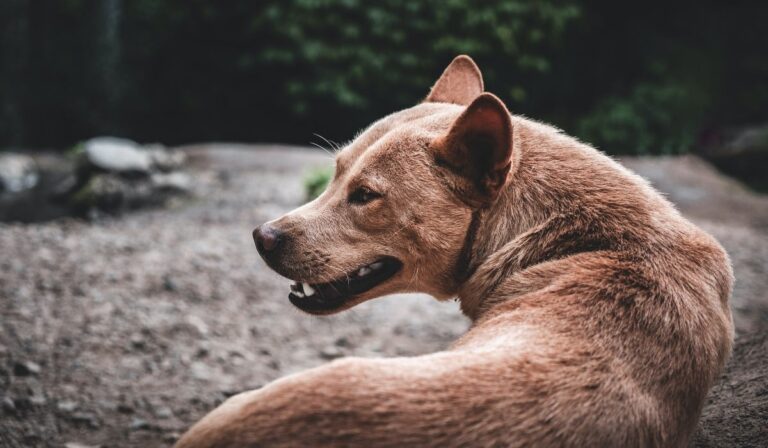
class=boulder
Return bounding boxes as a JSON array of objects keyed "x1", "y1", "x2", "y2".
[
  {"x1": 698, "y1": 125, "x2": 768, "y2": 190},
  {"x1": 66, "y1": 137, "x2": 193, "y2": 217},
  {"x1": 0, "y1": 153, "x2": 38, "y2": 193},
  {"x1": 81, "y1": 137, "x2": 152, "y2": 174}
]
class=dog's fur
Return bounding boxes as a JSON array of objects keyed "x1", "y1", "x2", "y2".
[{"x1": 176, "y1": 56, "x2": 733, "y2": 447}]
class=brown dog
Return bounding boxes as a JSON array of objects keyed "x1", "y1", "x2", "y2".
[{"x1": 176, "y1": 56, "x2": 733, "y2": 447}]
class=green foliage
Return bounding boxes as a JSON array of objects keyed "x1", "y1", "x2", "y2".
[
  {"x1": 248, "y1": 0, "x2": 579, "y2": 122},
  {"x1": 1, "y1": 1, "x2": 767, "y2": 156},
  {"x1": 304, "y1": 166, "x2": 333, "y2": 201},
  {"x1": 577, "y1": 82, "x2": 706, "y2": 155}
]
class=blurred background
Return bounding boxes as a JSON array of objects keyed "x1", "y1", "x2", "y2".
[
  {"x1": 1, "y1": 0, "x2": 767, "y2": 157},
  {"x1": 0, "y1": 1, "x2": 767, "y2": 447}
]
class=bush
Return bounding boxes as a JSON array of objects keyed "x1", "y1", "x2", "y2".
[{"x1": 304, "y1": 166, "x2": 333, "y2": 201}]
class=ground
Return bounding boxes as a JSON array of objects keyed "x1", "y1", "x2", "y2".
[{"x1": 0, "y1": 145, "x2": 766, "y2": 447}]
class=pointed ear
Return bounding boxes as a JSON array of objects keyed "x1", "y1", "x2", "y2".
[
  {"x1": 425, "y1": 55, "x2": 484, "y2": 105},
  {"x1": 432, "y1": 93, "x2": 514, "y2": 207}
]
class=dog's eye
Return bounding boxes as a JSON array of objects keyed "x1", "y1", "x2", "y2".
[{"x1": 348, "y1": 187, "x2": 381, "y2": 205}]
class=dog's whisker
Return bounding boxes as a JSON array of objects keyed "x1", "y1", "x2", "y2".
[
  {"x1": 313, "y1": 133, "x2": 343, "y2": 153},
  {"x1": 309, "y1": 141, "x2": 335, "y2": 159}
]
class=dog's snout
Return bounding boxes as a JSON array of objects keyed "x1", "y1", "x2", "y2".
[{"x1": 253, "y1": 224, "x2": 283, "y2": 253}]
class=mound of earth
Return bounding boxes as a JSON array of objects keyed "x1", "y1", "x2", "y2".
[{"x1": 0, "y1": 146, "x2": 765, "y2": 447}]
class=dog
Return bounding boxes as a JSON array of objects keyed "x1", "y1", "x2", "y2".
[{"x1": 176, "y1": 55, "x2": 733, "y2": 447}]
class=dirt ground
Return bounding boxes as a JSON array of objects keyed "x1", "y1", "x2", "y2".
[{"x1": 1, "y1": 146, "x2": 766, "y2": 447}]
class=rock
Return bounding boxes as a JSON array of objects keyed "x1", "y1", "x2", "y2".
[
  {"x1": 129, "y1": 417, "x2": 150, "y2": 430},
  {"x1": 130, "y1": 333, "x2": 146, "y2": 350},
  {"x1": 57, "y1": 400, "x2": 79, "y2": 413},
  {"x1": 698, "y1": 124, "x2": 768, "y2": 189},
  {"x1": 2, "y1": 396, "x2": 16, "y2": 414},
  {"x1": 163, "y1": 275, "x2": 178, "y2": 292},
  {"x1": 190, "y1": 361, "x2": 212, "y2": 381},
  {"x1": 116, "y1": 402, "x2": 134, "y2": 414},
  {"x1": 29, "y1": 395, "x2": 47, "y2": 406},
  {"x1": 153, "y1": 406, "x2": 173, "y2": 419},
  {"x1": 150, "y1": 171, "x2": 192, "y2": 193},
  {"x1": 335, "y1": 336, "x2": 351, "y2": 348},
  {"x1": 69, "y1": 411, "x2": 100, "y2": 429},
  {"x1": 0, "y1": 153, "x2": 38, "y2": 193},
  {"x1": 163, "y1": 432, "x2": 181, "y2": 444},
  {"x1": 64, "y1": 443, "x2": 100, "y2": 448},
  {"x1": 186, "y1": 315, "x2": 209, "y2": 336},
  {"x1": 146, "y1": 144, "x2": 186, "y2": 172},
  {"x1": 70, "y1": 174, "x2": 129, "y2": 212},
  {"x1": 82, "y1": 137, "x2": 152, "y2": 173},
  {"x1": 13, "y1": 359, "x2": 42, "y2": 376},
  {"x1": 319, "y1": 345, "x2": 343, "y2": 360}
]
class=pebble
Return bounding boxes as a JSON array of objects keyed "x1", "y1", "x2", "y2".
[
  {"x1": 116, "y1": 403, "x2": 134, "y2": 414},
  {"x1": 2, "y1": 396, "x2": 16, "y2": 414},
  {"x1": 64, "y1": 443, "x2": 100, "y2": 448},
  {"x1": 69, "y1": 411, "x2": 100, "y2": 429},
  {"x1": 154, "y1": 406, "x2": 173, "y2": 419},
  {"x1": 13, "y1": 360, "x2": 42, "y2": 376},
  {"x1": 319, "y1": 345, "x2": 343, "y2": 360},
  {"x1": 163, "y1": 275, "x2": 178, "y2": 292},
  {"x1": 129, "y1": 417, "x2": 150, "y2": 430},
  {"x1": 57, "y1": 400, "x2": 79, "y2": 413},
  {"x1": 163, "y1": 432, "x2": 181, "y2": 443},
  {"x1": 29, "y1": 395, "x2": 47, "y2": 406},
  {"x1": 191, "y1": 361, "x2": 212, "y2": 380}
]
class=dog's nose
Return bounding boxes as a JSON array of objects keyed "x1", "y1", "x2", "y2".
[{"x1": 253, "y1": 224, "x2": 283, "y2": 252}]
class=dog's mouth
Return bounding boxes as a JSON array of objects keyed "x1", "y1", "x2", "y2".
[{"x1": 288, "y1": 256, "x2": 402, "y2": 313}]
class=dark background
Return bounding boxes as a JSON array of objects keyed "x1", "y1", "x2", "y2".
[{"x1": 1, "y1": 0, "x2": 766, "y2": 154}]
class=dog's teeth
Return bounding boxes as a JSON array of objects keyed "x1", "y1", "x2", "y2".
[
  {"x1": 369, "y1": 261, "x2": 384, "y2": 270},
  {"x1": 294, "y1": 291, "x2": 305, "y2": 298},
  {"x1": 303, "y1": 283, "x2": 315, "y2": 296},
  {"x1": 358, "y1": 266, "x2": 372, "y2": 277}
]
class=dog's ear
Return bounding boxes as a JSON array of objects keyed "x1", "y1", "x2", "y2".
[
  {"x1": 432, "y1": 93, "x2": 514, "y2": 207},
  {"x1": 425, "y1": 55, "x2": 484, "y2": 105}
]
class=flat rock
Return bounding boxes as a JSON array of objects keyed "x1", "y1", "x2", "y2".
[{"x1": 83, "y1": 137, "x2": 151, "y2": 173}]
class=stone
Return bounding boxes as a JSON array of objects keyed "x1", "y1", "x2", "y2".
[
  {"x1": 29, "y1": 395, "x2": 47, "y2": 406},
  {"x1": 190, "y1": 361, "x2": 212, "y2": 381},
  {"x1": 57, "y1": 400, "x2": 79, "y2": 413},
  {"x1": 0, "y1": 153, "x2": 38, "y2": 193},
  {"x1": 2, "y1": 396, "x2": 16, "y2": 414},
  {"x1": 186, "y1": 315, "x2": 209, "y2": 336},
  {"x1": 13, "y1": 360, "x2": 42, "y2": 376},
  {"x1": 129, "y1": 417, "x2": 150, "y2": 430},
  {"x1": 163, "y1": 432, "x2": 181, "y2": 444},
  {"x1": 163, "y1": 275, "x2": 178, "y2": 292},
  {"x1": 116, "y1": 402, "x2": 134, "y2": 414},
  {"x1": 69, "y1": 411, "x2": 100, "y2": 429},
  {"x1": 145, "y1": 144, "x2": 186, "y2": 171},
  {"x1": 319, "y1": 345, "x2": 343, "y2": 360},
  {"x1": 153, "y1": 406, "x2": 173, "y2": 419},
  {"x1": 82, "y1": 137, "x2": 151, "y2": 173},
  {"x1": 698, "y1": 124, "x2": 768, "y2": 188},
  {"x1": 64, "y1": 443, "x2": 100, "y2": 448},
  {"x1": 150, "y1": 172, "x2": 192, "y2": 193}
]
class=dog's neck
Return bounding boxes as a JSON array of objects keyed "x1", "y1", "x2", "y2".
[{"x1": 455, "y1": 117, "x2": 628, "y2": 320}]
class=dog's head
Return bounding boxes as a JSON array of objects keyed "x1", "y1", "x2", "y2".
[{"x1": 254, "y1": 56, "x2": 516, "y2": 314}]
